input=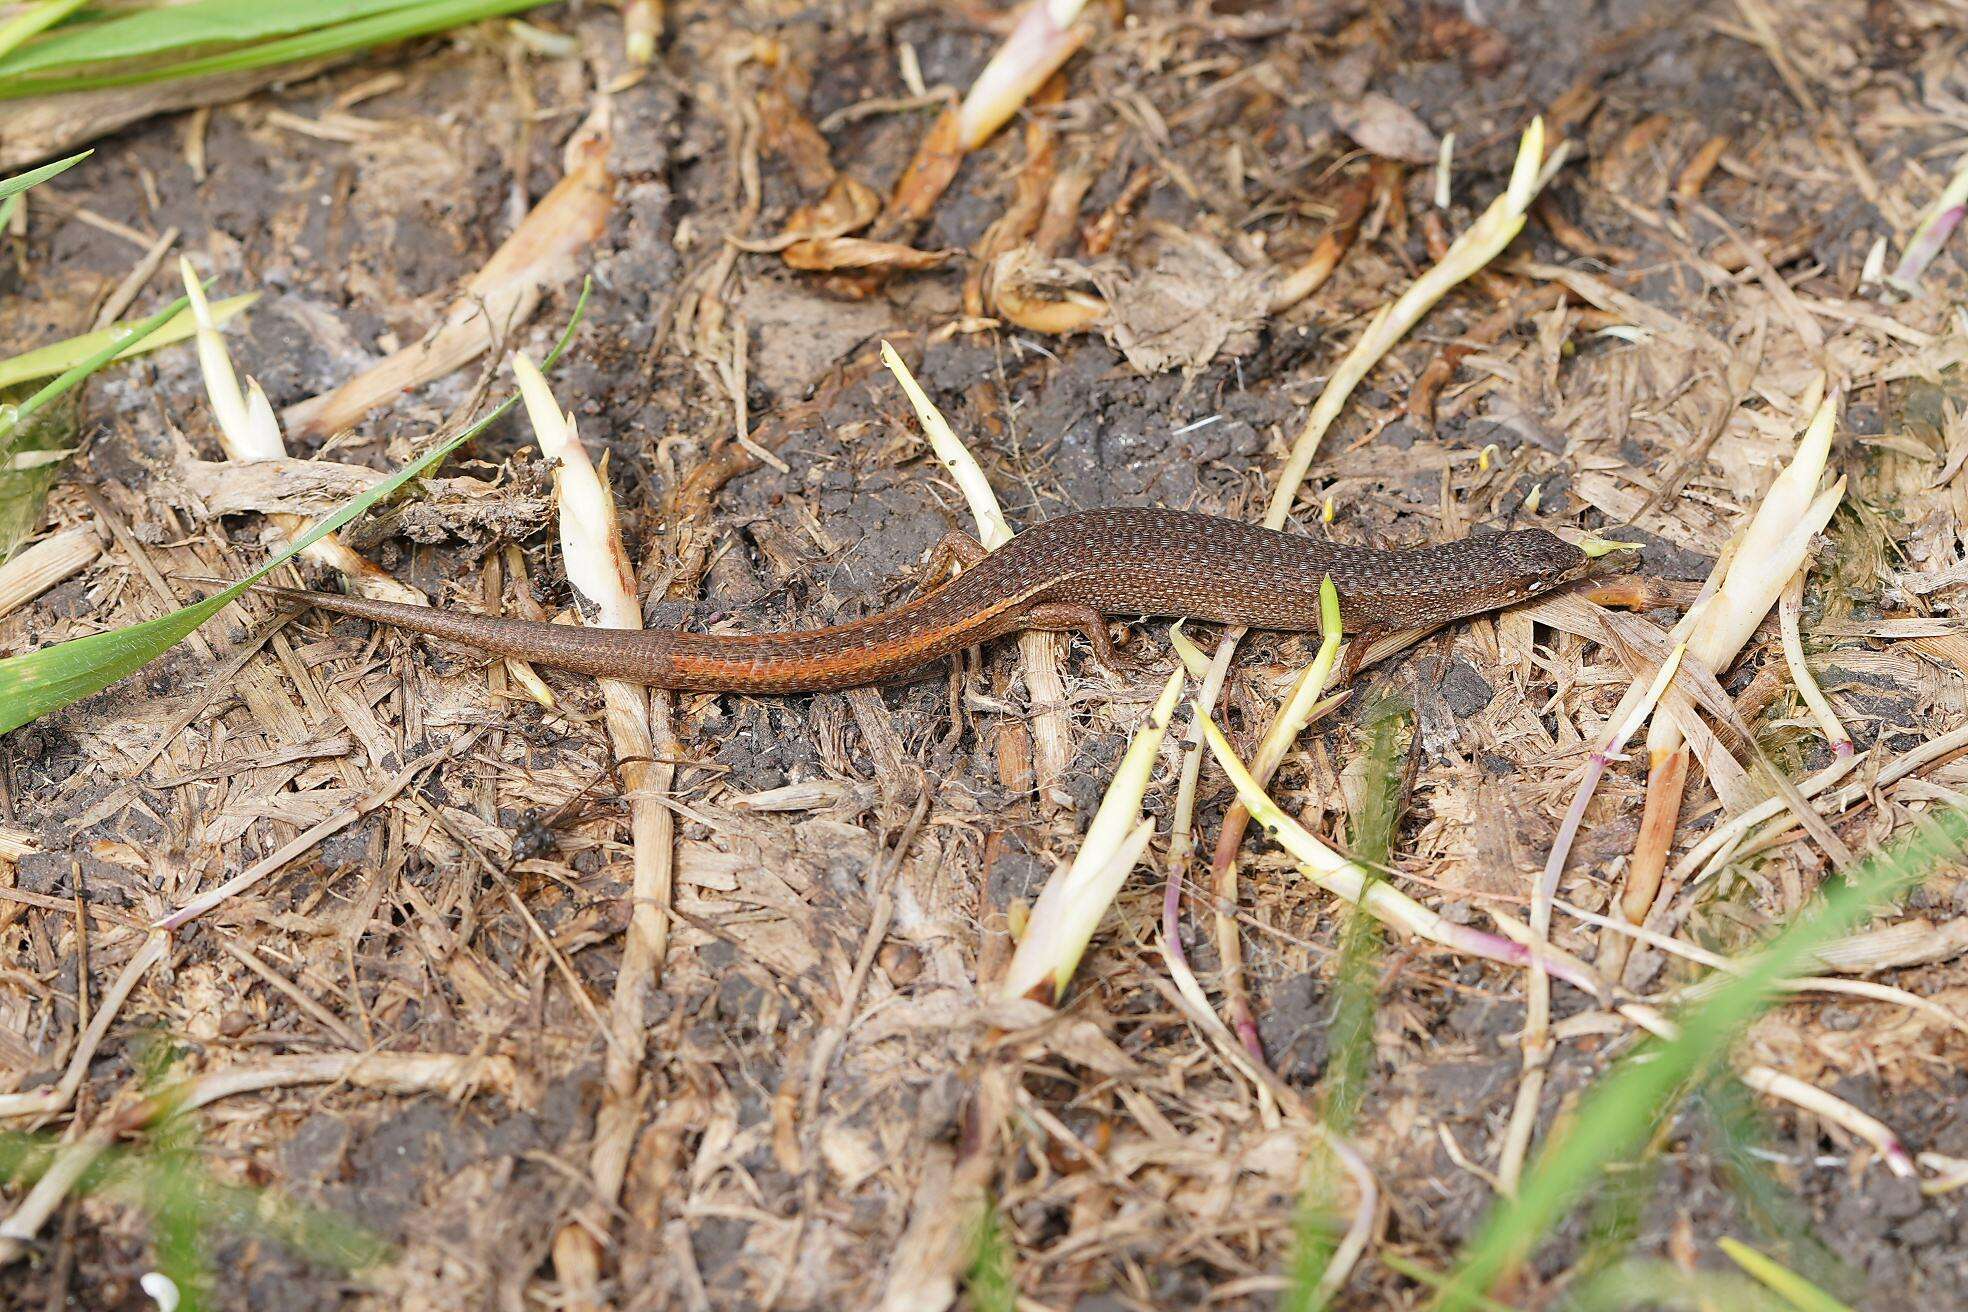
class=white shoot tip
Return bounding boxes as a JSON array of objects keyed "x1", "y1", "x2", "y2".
[
  {"x1": 1168, "y1": 624, "x2": 1216, "y2": 680},
  {"x1": 1151, "y1": 663, "x2": 1186, "y2": 720},
  {"x1": 244, "y1": 378, "x2": 284, "y2": 455},
  {"x1": 140, "y1": 1273, "x2": 181, "y2": 1312},
  {"x1": 179, "y1": 257, "x2": 215, "y2": 327},
  {"x1": 1506, "y1": 117, "x2": 1546, "y2": 209},
  {"x1": 511, "y1": 353, "x2": 570, "y2": 457}
]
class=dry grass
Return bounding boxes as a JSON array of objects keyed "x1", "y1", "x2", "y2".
[{"x1": 8, "y1": 1, "x2": 1968, "y2": 1309}]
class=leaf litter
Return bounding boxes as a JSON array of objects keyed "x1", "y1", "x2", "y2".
[{"x1": 7, "y1": 3, "x2": 1968, "y2": 1309}]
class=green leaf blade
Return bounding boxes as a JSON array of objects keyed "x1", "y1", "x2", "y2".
[
  {"x1": 0, "y1": 393, "x2": 80, "y2": 559},
  {"x1": 0, "y1": 291, "x2": 203, "y2": 561},
  {"x1": 0, "y1": 0, "x2": 554, "y2": 99},
  {"x1": 0, "y1": 148, "x2": 89, "y2": 200},
  {"x1": 1719, "y1": 1237, "x2": 1855, "y2": 1312},
  {"x1": 0, "y1": 408, "x2": 481, "y2": 735},
  {"x1": 0, "y1": 294, "x2": 256, "y2": 391},
  {"x1": 0, "y1": 293, "x2": 191, "y2": 452},
  {"x1": 1433, "y1": 811, "x2": 1968, "y2": 1310},
  {"x1": 0, "y1": 0, "x2": 433, "y2": 77},
  {"x1": 0, "y1": 0, "x2": 91, "y2": 65},
  {"x1": 0, "y1": 279, "x2": 590, "y2": 737}
]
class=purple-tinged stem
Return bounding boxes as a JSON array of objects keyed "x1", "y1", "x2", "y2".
[{"x1": 1891, "y1": 203, "x2": 1966, "y2": 290}]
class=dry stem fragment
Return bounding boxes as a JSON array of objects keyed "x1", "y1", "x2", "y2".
[{"x1": 284, "y1": 105, "x2": 615, "y2": 440}]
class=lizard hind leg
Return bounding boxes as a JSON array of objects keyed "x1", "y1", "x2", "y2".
[
  {"x1": 1021, "y1": 601, "x2": 1146, "y2": 680},
  {"x1": 908, "y1": 530, "x2": 990, "y2": 599},
  {"x1": 1336, "y1": 630, "x2": 1379, "y2": 686}
]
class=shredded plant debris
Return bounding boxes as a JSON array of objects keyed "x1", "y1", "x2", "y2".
[{"x1": 6, "y1": 3, "x2": 1968, "y2": 1310}]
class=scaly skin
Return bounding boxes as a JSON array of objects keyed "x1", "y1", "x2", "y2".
[{"x1": 256, "y1": 508, "x2": 1590, "y2": 693}]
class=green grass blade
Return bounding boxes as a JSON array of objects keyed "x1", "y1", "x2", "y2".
[
  {"x1": 1283, "y1": 697, "x2": 1410, "y2": 1312},
  {"x1": 0, "y1": 279, "x2": 589, "y2": 736},
  {"x1": 1324, "y1": 696, "x2": 1409, "y2": 1126},
  {"x1": 1325, "y1": 702, "x2": 1407, "y2": 1134},
  {"x1": 0, "y1": 393, "x2": 78, "y2": 559},
  {"x1": 0, "y1": 0, "x2": 90, "y2": 64},
  {"x1": 0, "y1": 447, "x2": 435, "y2": 732},
  {"x1": 0, "y1": 148, "x2": 89, "y2": 200},
  {"x1": 1, "y1": 1121, "x2": 390, "y2": 1282},
  {"x1": 1564, "y1": 1259, "x2": 1796, "y2": 1311},
  {"x1": 1718, "y1": 1238, "x2": 1854, "y2": 1312},
  {"x1": 1569, "y1": 1148, "x2": 1650, "y2": 1294},
  {"x1": 0, "y1": 292, "x2": 195, "y2": 559},
  {"x1": 144, "y1": 1076, "x2": 213, "y2": 1312},
  {"x1": 964, "y1": 1200, "x2": 1016, "y2": 1312},
  {"x1": 1433, "y1": 810, "x2": 1968, "y2": 1310},
  {"x1": 0, "y1": 0, "x2": 553, "y2": 98},
  {"x1": 1379, "y1": 1254, "x2": 1515, "y2": 1312},
  {"x1": 0, "y1": 293, "x2": 256, "y2": 390},
  {"x1": 0, "y1": 293, "x2": 189, "y2": 452},
  {"x1": 1697, "y1": 1074, "x2": 1852, "y2": 1297},
  {"x1": 0, "y1": 0, "x2": 435, "y2": 77}
]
